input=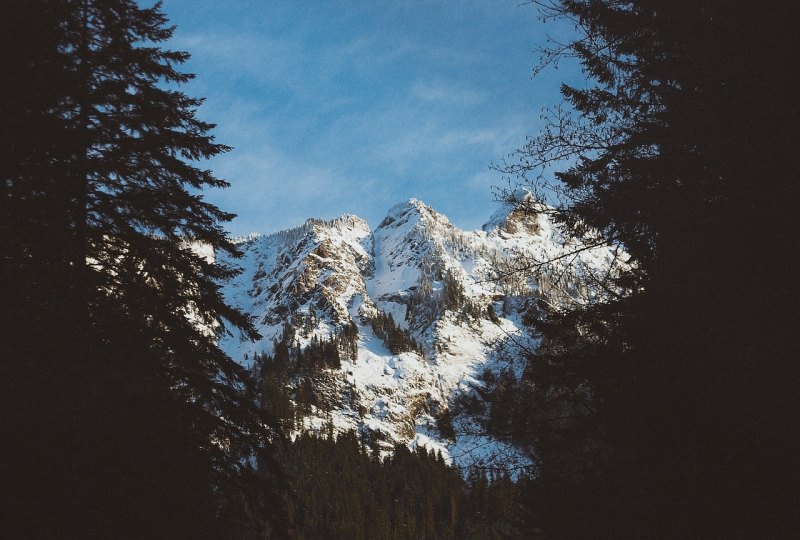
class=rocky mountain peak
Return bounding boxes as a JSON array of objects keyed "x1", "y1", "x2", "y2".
[
  {"x1": 218, "y1": 199, "x2": 619, "y2": 471},
  {"x1": 482, "y1": 191, "x2": 548, "y2": 237},
  {"x1": 378, "y1": 198, "x2": 453, "y2": 234}
]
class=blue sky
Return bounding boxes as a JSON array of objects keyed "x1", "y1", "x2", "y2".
[{"x1": 162, "y1": 0, "x2": 582, "y2": 236}]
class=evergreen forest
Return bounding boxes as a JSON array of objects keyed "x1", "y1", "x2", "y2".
[{"x1": 2, "y1": 0, "x2": 796, "y2": 538}]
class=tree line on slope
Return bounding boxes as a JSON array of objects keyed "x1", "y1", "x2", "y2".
[
  {"x1": 279, "y1": 431, "x2": 524, "y2": 540},
  {"x1": 255, "y1": 310, "x2": 419, "y2": 429},
  {"x1": 252, "y1": 311, "x2": 535, "y2": 539},
  {"x1": 370, "y1": 311, "x2": 423, "y2": 355},
  {"x1": 255, "y1": 357, "x2": 530, "y2": 540},
  {"x1": 409, "y1": 268, "x2": 501, "y2": 331}
]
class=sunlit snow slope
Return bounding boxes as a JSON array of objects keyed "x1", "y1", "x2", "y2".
[{"x1": 218, "y1": 198, "x2": 619, "y2": 471}]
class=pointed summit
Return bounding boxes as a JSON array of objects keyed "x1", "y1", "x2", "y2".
[
  {"x1": 482, "y1": 192, "x2": 547, "y2": 236},
  {"x1": 377, "y1": 198, "x2": 454, "y2": 235},
  {"x1": 378, "y1": 198, "x2": 430, "y2": 229}
]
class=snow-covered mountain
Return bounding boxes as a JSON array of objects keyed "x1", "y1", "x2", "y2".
[{"x1": 218, "y1": 198, "x2": 619, "y2": 471}]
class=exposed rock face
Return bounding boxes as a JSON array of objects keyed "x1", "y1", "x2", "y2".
[{"x1": 219, "y1": 198, "x2": 620, "y2": 470}]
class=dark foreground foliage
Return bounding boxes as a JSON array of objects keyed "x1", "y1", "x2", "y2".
[
  {"x1": 1, "y1": 1, "x2": 284, "y2": 536},
  {"x1": 255, "y1": 346, "x2": 532, "y2": 539},
  {"x1": 272, "y1": 431, "x2": 528, "y2": 540},
  {"x1": 495, "y1": 0, "x2": 800, "y2": 537}
]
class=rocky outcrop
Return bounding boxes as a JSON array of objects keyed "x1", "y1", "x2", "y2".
[{"x1": 218, "y1": 198, "x2": 620, "y2": 470}]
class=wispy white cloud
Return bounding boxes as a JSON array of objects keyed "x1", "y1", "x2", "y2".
[
  {"x1": 411, "y1": 80, "x2": 485, "y2": 106},
  {"x1": 162, "y1": 0, "x2": 565, "y2": 235},
  {"x1": 361, "y1": 109, "x2": 533, "y2": 176},
  {"x1": 210, "y1": 147, "x2": 379, "y2": 235},
  {"x1": 172, "y1": 31, "x2": 309, "y2": 92}
]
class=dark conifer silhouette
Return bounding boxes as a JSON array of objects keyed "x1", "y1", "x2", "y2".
[
  {"x1": 270, "y1": 429, "x2": 523, "y2": 539},
  {"x1": 1, "y1": 1, "x2": 285, "y2": 535},
  {"x1": 497, "y1": 1, "x2": 799, "y2": 536}
]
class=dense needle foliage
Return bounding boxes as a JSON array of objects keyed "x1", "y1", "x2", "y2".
[
  {"x1": 256, "y1": 354, "x2": 528, "y2": 540},
  {"x1": 498, "y1": 0, "x2": 799, "y2": 536},
  {"x1": 1, "y1": 1, "x2": 284, "y2": 536}
]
